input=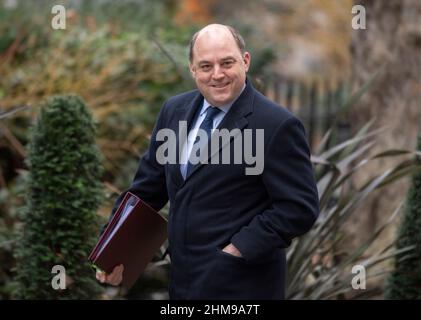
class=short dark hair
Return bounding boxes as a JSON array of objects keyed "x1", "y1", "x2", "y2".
[{"x1": 189, "y1": 25, "x2": 246, "y2": 62}]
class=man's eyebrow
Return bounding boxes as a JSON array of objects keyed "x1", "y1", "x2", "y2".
[
  {"x1": 197, "y1": 57, "x2": 237, "y2": 65},
  {"x1": 198, "y1": 60, "x2": 212, "y2": 65},
  {"x1": 220, "y1": 56, "x2": 236, "y2": 62}
]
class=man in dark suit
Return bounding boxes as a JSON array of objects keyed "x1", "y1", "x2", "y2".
[{"x1": 96, "y1": 24, "x2": 319, "y2": 299}]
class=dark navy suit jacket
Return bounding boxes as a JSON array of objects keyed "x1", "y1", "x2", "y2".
[{"x1": 104, "y1": 79, "x2": 320, "y2": 299}]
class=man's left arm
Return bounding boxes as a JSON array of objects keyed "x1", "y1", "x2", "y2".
[{"x1": 230, "y1": 116, "x2": 320, "y2": 261}]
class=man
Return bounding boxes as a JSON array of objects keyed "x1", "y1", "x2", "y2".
[{"x1": 96, "y1": 24, "x2": 319, "y2": 299}]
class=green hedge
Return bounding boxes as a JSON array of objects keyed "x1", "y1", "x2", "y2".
[
  {"x1": 14, "y1": 95, "x2": 104, "y2": 299},
  {"x1": 386, "y1": 135, "x2": 421, "y2": 299}
]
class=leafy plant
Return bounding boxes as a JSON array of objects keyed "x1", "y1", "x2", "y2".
[
  {"x1": 13, "y1": 95, "x2": 104, "y2": 299},
  {"x1": 286, "y1": 122, "x2": 421, "y2": 299}
]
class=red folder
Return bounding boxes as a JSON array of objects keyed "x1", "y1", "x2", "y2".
[{"x1": 88, "y1": 192, "x2": 167, "y2": 289}]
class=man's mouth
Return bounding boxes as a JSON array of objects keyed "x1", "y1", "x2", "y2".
[{"x1": 211, "y1": 82, "x2": 230, "y2": 89}]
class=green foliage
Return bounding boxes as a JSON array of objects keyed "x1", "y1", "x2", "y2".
[
  {"x1": 0, "y1": 1, "x2": 192, "y2": 298},
  {"x1": 286, "y1": 122, "x2": 421, "y2": 299},
  {"x1": 0, "y1": 172, "x2": 27, "y2": 299},
  {"x1": 0, "y1": 13, "x2": 191, "y2": 181},
  {"x1": 385, "y1": 135, "x2": 421, "y2": 299},
  {"x1": 13, "y1": 95, "x2": 104, "y2": 299}
]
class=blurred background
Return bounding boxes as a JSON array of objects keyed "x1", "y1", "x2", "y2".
[{"x1": 0, "y1": 0, "x2": 420, "y2": 300}]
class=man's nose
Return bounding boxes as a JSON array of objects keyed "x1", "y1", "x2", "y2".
[{"x1": 211, "y1": 65, "x2": 224, "y2": 80}]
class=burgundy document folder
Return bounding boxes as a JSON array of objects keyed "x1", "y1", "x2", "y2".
[{"x1": 88, "y1": 192, "x2": 167, "y2": 289}]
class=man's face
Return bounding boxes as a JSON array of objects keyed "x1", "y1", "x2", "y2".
[{"x1": 189, "y1": 28, "x2": 251, "y2": 107}]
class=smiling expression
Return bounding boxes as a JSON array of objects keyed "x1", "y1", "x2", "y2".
[{"x1": 189, "y1": 25, "x2": 251, "y2": 107}]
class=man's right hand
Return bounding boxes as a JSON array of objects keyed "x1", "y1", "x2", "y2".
[{"x1": 95, "y1": 264, "x2": 124, "y2": 286}]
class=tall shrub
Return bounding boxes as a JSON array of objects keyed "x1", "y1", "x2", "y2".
[
  {"x1": 386, "y1": 135, "x2": 421, "y2": 299},
  {"x1": 14, "y1": 95, "x2": 103, "y2": 299}
]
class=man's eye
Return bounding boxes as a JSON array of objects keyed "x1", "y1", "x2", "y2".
[
  {"x1": 200, "y1": 65, "x2": 211, "y2": 71},
  {"x1": 222, "y1": 61, "x2": 234, "y2": 67}
]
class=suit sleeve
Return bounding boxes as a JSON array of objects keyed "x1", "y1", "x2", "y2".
[
  {"x1": 100, "y1": 102, "x2": 169, "y2": 235},
  {"x1": 231, "y1": 116, "x2": 320, "y2": 261}
]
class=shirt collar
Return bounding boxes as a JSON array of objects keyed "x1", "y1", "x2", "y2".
[{"x1": 200, "y1": 83, "x2": 246, "y2": 116}]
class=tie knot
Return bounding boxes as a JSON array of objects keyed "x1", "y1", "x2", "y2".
[{"x1": 205, "y1": 106, "x2": 221, "y2": 121}]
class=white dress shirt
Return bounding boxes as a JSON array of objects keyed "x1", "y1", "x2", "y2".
[{"x1": 180, "y1": 84, "x2": 245, "y2": 179}]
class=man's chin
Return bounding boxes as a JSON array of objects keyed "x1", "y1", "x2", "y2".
[{"x1": 207, "y1": 96, "x2": 233, "y2": 107}]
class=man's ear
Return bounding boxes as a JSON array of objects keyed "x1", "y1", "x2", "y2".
[
  {"x1": 243, "y1": 52, "x2": 251, "y2": 72},
  {"x1": 189, "y1": 63, "x2": 196, "y2": 78}
]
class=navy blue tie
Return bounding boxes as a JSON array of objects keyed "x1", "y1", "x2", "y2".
[{"x1": 186, "y1": 106, "x2": 221, "y2": 177}]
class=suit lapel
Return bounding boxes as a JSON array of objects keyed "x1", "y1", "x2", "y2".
[{"x1": 181, "y1": 80, "x2": 255, "y2": 185}]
